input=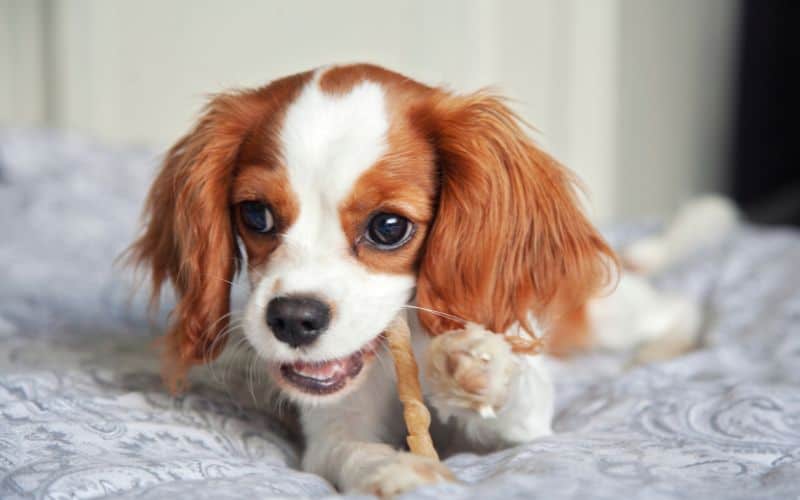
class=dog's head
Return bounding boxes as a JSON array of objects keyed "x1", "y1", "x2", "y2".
[{"x1": 129, "y1": 64, "x2": 614, "y2": 402}]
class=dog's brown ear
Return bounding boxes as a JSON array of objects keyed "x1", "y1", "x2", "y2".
[
  {"x1": 128, "y1": 91, "x2": 266, "y2": 391},
  {"x1": 415, "y1": 91, "x2": 617, "y2": 350}
]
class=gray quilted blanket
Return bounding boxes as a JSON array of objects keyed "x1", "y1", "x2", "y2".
[{"x1": 1, "y1": 130, "x2": 798, "y2": 499}]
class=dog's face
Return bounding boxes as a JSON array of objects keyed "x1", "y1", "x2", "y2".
[
  {"x1": 235, "y1": 72, "x2": 436, "y2": 401},
  {"x1": 130, "y1": 64, "x2": 614, "y2": 402}
]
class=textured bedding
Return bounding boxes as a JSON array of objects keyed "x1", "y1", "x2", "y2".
[{"x1": 1, "y1": 130, "x2": 799, "y2": 499}]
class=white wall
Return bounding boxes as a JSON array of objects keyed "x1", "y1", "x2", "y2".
[
  {"x1": 617, "y1": 0, "x2": 740, "y2": 217},
  {"x1": 0, "y1": 0, "x2": 740, "y2": 220},
  {"x1": 0, "y1": 0, "x2": 48, "y2": 128}
]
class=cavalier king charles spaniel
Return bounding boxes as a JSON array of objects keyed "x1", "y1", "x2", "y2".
[{"x1": 129, "y1": 64, "x2": 712, "y2": 495}]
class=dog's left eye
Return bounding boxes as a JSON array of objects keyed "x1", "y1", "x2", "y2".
[
  {"x1": 365, "y1": 212, "x2": 414, "y2": 250},
  {"x1": 239, "y1": 201, "x2": 275, "y2": 233}
]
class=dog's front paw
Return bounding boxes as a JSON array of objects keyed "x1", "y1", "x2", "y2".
[
  {"x1": 354, "y1": 452, "x2": 453, "y2": 497},
  {"x1": 426, "y1": 323, "x2": 518, "y2": 420}
]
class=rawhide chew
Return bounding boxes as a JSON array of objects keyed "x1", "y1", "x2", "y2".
[{"x1": 385, "y1": 315, "x2": 439, "y2": 460}]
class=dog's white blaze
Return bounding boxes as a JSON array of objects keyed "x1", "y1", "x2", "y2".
[
  {"x1": 281, "y1": 74, "x2": 389, "y2": 208},
  {"x1": 243, "y1": 72, "x2": 415, "y2": 370}
]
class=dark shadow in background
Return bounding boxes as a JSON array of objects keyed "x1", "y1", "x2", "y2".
[{"x1": 731, "y1": 0, "x2": 800, "y2": 226}]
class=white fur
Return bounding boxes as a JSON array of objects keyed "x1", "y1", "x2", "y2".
[
  {"x1": 471, "y1": 354, "x2": 553, "y2": 444},
  {"x1": 624, "y1": 195, "x2": 739, "y2": 275},
  {"x1": 243, "y1": 74, "x2": 414, "y2": 370},
  {"x1": 236, "y1": 72, "x2": 729, "y2": 495},
  {"x1": 429, "y1": 334, "x2": 553, "y2": 449},
  {"x1": 415, "y1": 318, "x2": 553, "y2": 452},
  {"x1": 588, "y1": 273, "x2": 702, "y2": 356},
  {"x1": 298, "y1": 314, "x2": 554, "y2": 490},
  {"x1": 237, "y1": 73, "x2": 557, "y2": 494},
  {"x1": 590, "y1": 195, "x2": 738, "y2": 358},
  {"x1": 240, "y1": 74, "x2": 457, "y2": 491}
]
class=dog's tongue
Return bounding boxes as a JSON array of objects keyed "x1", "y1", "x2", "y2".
[
  {"x1": 292, "y1": 359, "x2": 348, "y2": 380},
  {"x1": 290, "y1": 351, "x2": 365, "y2": 381},
  {"x1": 280, "y1": 349, "x2": 369, "y2": 394}
]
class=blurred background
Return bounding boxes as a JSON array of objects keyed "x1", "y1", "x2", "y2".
[{"x1": 0, "y1": 0, "x2": 796, "y2": 223}]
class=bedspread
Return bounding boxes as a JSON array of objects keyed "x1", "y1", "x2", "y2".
[{"x1": 1, "y1": 130, "x2": 798, "y2": 499}]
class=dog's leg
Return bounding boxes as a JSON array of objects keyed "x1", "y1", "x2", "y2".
[
  {"x1": 622, "y1": 195, "x2": 738, "y2": 275},
  {"x1": 586, "y1": 273, "x2": 703, "y2": 362},
  {"x1": 597, "y1": 196, "x2": 737, "y2": 362},
  {"x1": 424, "y1": 324, "x2": 554, "y2": 451},
  {"x1": 565, "y1": 196, "x2": 737, "y2": 362},
  {"x1": 300, "y1": 362, "x2": 452, "y2": 495}
]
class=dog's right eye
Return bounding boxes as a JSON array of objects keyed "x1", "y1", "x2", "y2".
[
  {"x1": 239, "y1": 201, "x2": 275, "y2": 233},
  {"x1": 365, "y1": 212, "x2": 414, "y2": 250}
]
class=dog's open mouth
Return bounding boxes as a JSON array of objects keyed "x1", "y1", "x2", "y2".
[{"x1": 277, "y1": 338, "x2": 381, "y2": 395}]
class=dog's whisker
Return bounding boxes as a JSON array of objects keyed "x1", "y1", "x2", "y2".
[
  {"x1": 204, "y1": 316, "x2": 240, "y2": 352},
  {"x1": 175, "y1": 264, "x2": 249, "y2": 290},
  {"x1": 252, "y1": 351, "x2": 270, "y2": 403},
  {"x1": 218, "y1": 333, "x2": 248, "y2": 373},
  {"x1": 372, "y1": 337, "x2": 396, "y2": 378},
  {"x1": 198, "y1": 310, "x2": 238, "y2": 360},
  {"x1": 248, "y1": 349, "x2": 259, "y2": 405},
  {"x1": 202, "y1": 314, "x2": 243, "y2": 366},
  {"x1": 245, "y1": 263, "x2": 266, "y2": 282},
  {"x1": 207, "y1": 331, "x2": 248, "y2": 390},
  {"x1": 237, "y1": 340, "x2": 253, "y2": 379},
  {"x1": 400, "y1": 304, "x2": 468, "y2": 325}
]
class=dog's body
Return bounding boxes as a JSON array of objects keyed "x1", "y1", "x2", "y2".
[{"x1": 130, "y1": 64, "x2": 731, "y2": 495}]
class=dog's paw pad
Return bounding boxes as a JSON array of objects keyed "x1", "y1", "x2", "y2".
[
  {"x1": 445, "y1": 349, "x2": 491, "y2": 394},
  {"x1": 426, "y1": 324, "x2": 517, "y2": 418},
  {"x1": 355, "y1": 452, "x2": 453, "y2": 496}
]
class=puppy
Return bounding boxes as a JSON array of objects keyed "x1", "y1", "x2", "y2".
[{"x1": 130, "y1": 64, "x2": 703, "y2": 495}]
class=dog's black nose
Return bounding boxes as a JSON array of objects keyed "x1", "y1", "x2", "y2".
[{"x1": 266, "y1": 296, "x2": 330, "y2": 347}]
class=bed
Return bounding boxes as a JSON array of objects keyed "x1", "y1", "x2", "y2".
[{"x1": 1, "y1": 130, "x2": 799, "y2": 499}]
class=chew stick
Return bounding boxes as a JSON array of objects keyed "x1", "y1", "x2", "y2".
[{"x1": 385, "y1": 315, "x2": 439, "y2": 460}]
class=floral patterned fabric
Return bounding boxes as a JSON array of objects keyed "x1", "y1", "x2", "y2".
[{"x1": 1, "y1": 130, "x2": 799, "y2": 499}]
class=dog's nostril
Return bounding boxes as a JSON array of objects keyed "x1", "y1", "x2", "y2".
[{"x1": 266, "y1": 296, "x2": 331, "y2": 348}]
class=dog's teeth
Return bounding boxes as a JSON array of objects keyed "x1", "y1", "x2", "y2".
[
  {"x1": 468, "y1": 349, "x2": 492, "y2": 362},
  {"x1": 295, "y1": 361, "x2": 346, "y2": 379},
  {"x1": 478, "y1": 405, "x2": 497, "y2": 419}
]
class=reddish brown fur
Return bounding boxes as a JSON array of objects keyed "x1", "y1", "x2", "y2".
[
  {"x1": 319, "y1": 64, "x2": 430, "y2": 98},
  {"x1": 411, "y1": 91, "x2": 617, "y2": 352},
  {"x1": 129, "y1": 63, "x2": 617, "y2": 392},
  {"x1": 233, "y1": 165, "x2": 300, "y2": 269},
  {"x1": 335, "y1": 66, "x2": 438, "y2": 275},
  {"x1": 127, "y1": 71, "x2": 310, "y2": 391},
  {"x1": 545, "y1": 303, "x2": 592, "y2": 356},
  {"x1": 339, "y1": 157, "x2": 436, "y2": 274},
  {"x1": 327, "y1": 66, "x2": 616, "y2": 352}
]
